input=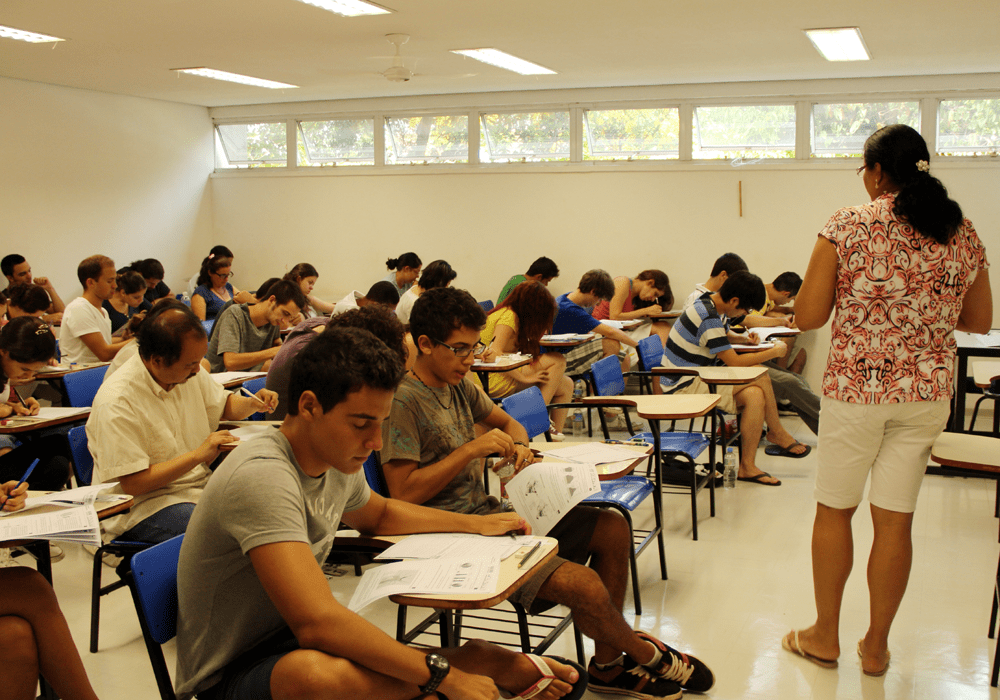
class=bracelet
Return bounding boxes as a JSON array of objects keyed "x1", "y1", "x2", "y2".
[{"x1": 513, "y1": 441, "x2": 527, "y2": 447}]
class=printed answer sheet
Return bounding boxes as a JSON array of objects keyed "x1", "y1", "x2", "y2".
[
  {"x1": 505, "y1": 462, "x2": 600, "y2": 536},
  {"x1": 348, "y1": 556, "x2": 500, "y2": 612}
]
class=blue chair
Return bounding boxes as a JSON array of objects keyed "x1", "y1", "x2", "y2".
[
  {"x1": 127, "y1": 535, "x2": 183, "y2": 700},
  {"x1": 363, "y1": 452, "x2": 389, "y2": 497},
  {"x1": 627, "y1": 335, "x2": 666, "y2": 395},
  {"x1": 201, "y1": 319, "x2": 214, "y2": 337},
  {"x1": 478, "y1": 299, "x2": 495, "y2": 313},
  {"x1": 67, "y1": 426, "x2": 153, "y2": 653},
  {"x1": 63, "y1": 365, "x2": 109, "y2": 407},
  {"x1": 241, "y1": 376, "x2": 268, "y2": 420},
  {"x1": 501, "y1": 385, "x2": 662, "y2": 613}
]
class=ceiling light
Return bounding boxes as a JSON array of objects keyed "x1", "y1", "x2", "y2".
[
  {"x1": 0, "y1": 24, "x2": 65, "y2": 43},
  {"x1": 805, "y1": 27, "x2": 871, "y2": 61},
  {"x1": 451, "y1": 49, "x2": 555, "y2": 75},
  {"x1": 172, "y1": 68, "x2": 298, "y2": 89},
  {"x1": 294, "y1": 0, "x2": 391, "y2": 16}
]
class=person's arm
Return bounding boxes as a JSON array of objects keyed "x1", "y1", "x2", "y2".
[
  {"x1": 115, "y1": 431, "x2": 237, "y2": 497},
  {"x1": 33, "y1": 276, "x2": 65, "y2": 314},
  {"x1": 957, "y1": 268, "x2": 993, "y2": 334},
  {"x1": 221, "y1": 388, "x2": 279, "y2": 420},
  {"x1": 1, "y1": 480, "x2": 28, "y2": 511},
  {"x1": 308, "y1": 294, "x2": 335, "y2": 314},
  {"x1": 343, "y1": 490, "x2": 527, "y2": 536},
  {"x1": 742, "y1": 314, "x2": 789, "y2": 328},
  {"x1": 795, "y1": 237, "x2": 839, "y2": 332},
  {"x1": 715, "y1": 340, "x2": 787, "y2": 368},
  {"x1": 190, "y1": 293, "x2": 207, "y2": 321},
  {"x1": 223, "y1": 345, "x2": 281, "y2": 371},
  {"x1": 78, "y1": 332, "x2": 133, "y2": 362},
  {"x1": 592, "y1": 322, "x2": 639, "y2": 348},
  {"x1": 487, "y1": 319, "x2": 545, "y2": 384},
  {"x1": 609, "y1": 280, "x2": 661, "y2": 320}
]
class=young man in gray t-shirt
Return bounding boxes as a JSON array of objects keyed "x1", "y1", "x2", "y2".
[{"x1": 175, "y1": 327, "x2": 586, "y2": 700}]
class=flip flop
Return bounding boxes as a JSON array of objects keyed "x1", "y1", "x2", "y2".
[
  {"x1": 781, "y1": 630, "x2": 838, "y2": 669},
  {"x1": 503, "y1": 654, "x2": 589, "y2": 700},
  {"x1": 737, "y1": 472, "x2": 782, "y2": 486},
  {"x1": 857, "y1": 639, "x2": 890, "y2": 677},
  {"x1": 765, "y1": 442, "x2": 812, "y2": 459}
]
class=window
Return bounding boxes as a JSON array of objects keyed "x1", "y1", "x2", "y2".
[
  {"x1": 693, "y1": 105, "x2": 795, "y2": 160},
  {"x1": 812, "y1": 102, "x2": 920, "y2": 156},
  {"x1": 583, "y1": 108, "x2": 679, "y2": 160},
  {"x1": 215, "y1": 123, "x2": 287, "y2": 168},
  {"x1": 385, "y1": 115, "x2": 469, "y2": 164},
  {"x1": 480, "y1": 111, "x2": 570, "y2": 163},
  {"x1": 937, "y1": 99, "x2": 1000, "y2": 155},
  {"x1": 298, "y1": 118, "x2": 375, "y2": 166}
]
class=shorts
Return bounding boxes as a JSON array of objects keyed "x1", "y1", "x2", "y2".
[
  {"x1": 661, "y1": 375, "x2": 738, "y2": 414},
  {"x1": 197, "y1": 628, "x2": 301, "y2": 700},
  {"x1": 814, "y1": 397, "x2": 949, "y2": 513}
]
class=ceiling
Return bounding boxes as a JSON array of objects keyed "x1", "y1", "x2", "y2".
[{"x1": 2, "y1": 1, "x2": 999, "y2": 108}]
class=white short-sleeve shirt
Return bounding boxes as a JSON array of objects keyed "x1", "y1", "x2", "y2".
[{"x1": 60, "y1": 296, "x2": 112, "y2": 364}]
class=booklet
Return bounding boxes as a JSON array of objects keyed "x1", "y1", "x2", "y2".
[
  {"x1": 505, "y1": 462, "x2": 601, "y2": 536},
  {"x1": 375, "y1": 532, "x2": 537, "y2": 562},
  {"x1": 348, "y1": 556, "x2": 500, "y2": 612}
]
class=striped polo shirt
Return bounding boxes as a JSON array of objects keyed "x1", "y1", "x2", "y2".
[{"x1": 660, "y1": 296, "x2": 731, "y2": 385}]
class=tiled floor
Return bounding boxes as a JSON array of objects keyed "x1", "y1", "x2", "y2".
[{"x1": 15, "y1": 414, "x2": 1000, "y2": 699}]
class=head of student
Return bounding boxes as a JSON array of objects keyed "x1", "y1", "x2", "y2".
[
  {"x1": 862, "y1": 124, "x2": 964, "y2": 245},
  {"x1": 409, "y1": 287, "x2": 486, "y2": 386},
  {"x1": 283, "y1": 263, "x2": 319, "y2": 296},
  {"x1": 137, "y1": 300, "x2": 208, "y2": 391},
  {"x1": 709, "y1": 253, "x2": 749, "y2": 280},
  {"x1": 286, "y1": 327, "x2": 405, "y2": 474},
  {"x1": 257, "y1": 279, "x2": 308, "y2": 329},
  {"x1": 325, "y1": 305, "x2": 407, "y2": 368},
  {"x1": 196, "y1": 252, "x2": 234, "y2": 289},
  {"x1": 115, "y1": 270, "x2": 147, "y2": 308},
  {"x1": 6, "y1": 284, "x2": 51, "y2": 319},
  {"x1": 386, "y1": 252, "x2": 422, "y2": 284},
  {"x1": 129, "y1": 258, "x2": 165, "y2": 291},
  {"x1": 771, "y1": 271, "x2": 802, "y2": 304},
  {"x1": 634, "y1": 269, "x2": 670, "y2": 302},
  {"x1": 493, "y1": 281, "x2": 557, "y2": 357},
  {"x1": 78, "y1": 255, "x2": 117, "y2": 300},
  {"x1": 0, "y1": 317, "x2": 57, "y2": 387},
  {"x1": 417, "y1": 260, "x2": 457, "y2": 290},
  {"x1": 1, "y1": 254, "x2": 31, "y2": 287},
  {"x1": 577, "y1": 269, "x2": 616, "y2": 302},
  {"x1": 525, "y1": 257, "x2": 560, "y2": 285},
  {"x1": 364, "y1": 281, "x2": 401, "y2": 309},
  {"x1": 718, "y1": 270, "x2": 766, "y2": 316}
]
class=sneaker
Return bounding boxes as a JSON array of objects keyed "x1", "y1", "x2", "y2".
[
  {"x1": 49, "y1": 543, "x2": 65, "y2": 563},
  {"x1": 548, "y1": 430, "x2": 567, "y2": 442},
  {"x1": 588, "y1": 656, "x2": 682, "y2": 699},
  {"x1": 636, "y1": 631, "x2": 716, "y2": 693}
]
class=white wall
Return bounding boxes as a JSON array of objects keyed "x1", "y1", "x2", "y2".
[{"x1": 0, "y1": 76, "x2": 214, "y2": 298}]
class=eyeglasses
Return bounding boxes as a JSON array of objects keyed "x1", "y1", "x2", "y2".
[
  {"x1": 212, "y1": 271, "x2": 234, "y2": 279},
  {"x1": 856, "y1": 164, "x2": 866, "y2": 176},
  {"x1": 433, "y1": 339, "x2": 486, "y2": 358}
]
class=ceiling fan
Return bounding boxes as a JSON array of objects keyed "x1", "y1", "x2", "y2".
[{"x1": 381, "y1": 33, "x2": 414, "y2": 82}]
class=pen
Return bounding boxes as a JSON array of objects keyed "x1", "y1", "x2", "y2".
[
  {"x1": 11, "y1": 387, "x2": 28, "y2": 410},
  {"x1": 1, "y1": 458, "x2": 38, "y2": 508},
  {"x1": 518, "y1": 540, "x2": 542, "y2": 569},
  {"x1": 239, "y1": 386, "x2": 267, "y2": 407},
  {"x1": 505, "y1": 530, "x2": 518, "y2": 540}
]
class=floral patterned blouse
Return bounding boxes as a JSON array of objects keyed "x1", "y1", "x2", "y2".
[{"x1": 820, "y1": 192, "x2": 989, "y2": 404}]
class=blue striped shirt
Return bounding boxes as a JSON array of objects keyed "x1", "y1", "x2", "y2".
[{"x1": 661, "y1": 297, "x2": 731, "y2": 385}]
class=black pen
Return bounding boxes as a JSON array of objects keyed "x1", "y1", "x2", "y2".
[
  {"x1": 517, "y1": 540, "x2": 542, "y2": 569},
  {"x1": 11, "y1": 386, "x2": 28, "y2": 410}
]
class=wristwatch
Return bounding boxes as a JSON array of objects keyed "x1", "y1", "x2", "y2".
[
  {"x1": 419, "y1": 653, "x2": 450, "y2": 693},
  {"x1": 494, "y1": 461, "x2": 517, "y2": 480}
]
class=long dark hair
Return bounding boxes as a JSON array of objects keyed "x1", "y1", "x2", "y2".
[
  {"x1": 0, "y1": 317, "x2": 56, "y2": 387},
  {"x1": 196, "y1": 255, "x2": 233, "y2": 288},
  {"x1": 490, "y1": 281, "x2": 556, "y2": 358},
  {"x1": 283, "y1": 263, "x2": 318, "y2": 284},
  {"x1": 386, "y1": 252, "x2": 421, "y2": 271},
  {"x1": 864, "y1": 124, "x2": 964, "y2": 245}
]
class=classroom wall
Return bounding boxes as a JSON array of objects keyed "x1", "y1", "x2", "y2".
[{"x1": 0, "y1": 76, "x2": 214, "y2": 297}]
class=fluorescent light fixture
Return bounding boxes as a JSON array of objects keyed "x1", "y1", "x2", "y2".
[
  {"x1": 451, "y1": 48, "x2": 555, "y2": 75},
  {"x1": 294, "y1": 0, "x2": 391, "y2": 16},
  {"x1": 0, "y1": 24, "x2": 65, "y2": 43},
  {"x1": 805, "y1": 27, "x2": 871, "y2": 61},
  {"x1": 172, "y1": 68, "x2": 298, "y2": 89}
]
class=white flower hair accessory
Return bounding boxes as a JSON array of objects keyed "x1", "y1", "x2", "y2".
[{"x1": 916, "y1": 160, "x2": 930, "y2": 172}]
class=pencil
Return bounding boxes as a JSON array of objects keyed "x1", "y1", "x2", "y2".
[{"x1": 517, "y1": 540, "x2": 542, "y2": 569}]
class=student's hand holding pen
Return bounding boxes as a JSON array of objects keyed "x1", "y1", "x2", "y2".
[
  {"x1": 0, "y1": 480, "x2": 29, "y2": 512},
  {"x1": 11, "y1": 396, "x2": 41, "y2": 417},
  {"x1": 240, "y1": 387, "x2": 279, "y2": 414},
  {"x1": 745, "y1": 331, "x2": 760, "y2": 345}
]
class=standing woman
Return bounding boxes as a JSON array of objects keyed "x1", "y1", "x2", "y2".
[
  {"x1": 383, "y1": 252, "x2": 422, "y2": 299},
  {"x1": 784, "y1": 125, "x2": 992, "y2": 675},
  {"x1": 283, "y1": 262, "x2": 334, "y2": 316}
]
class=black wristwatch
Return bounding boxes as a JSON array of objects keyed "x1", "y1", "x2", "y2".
[{"x1": 419, "y1": 653, "x2": 450, "y2": 693}]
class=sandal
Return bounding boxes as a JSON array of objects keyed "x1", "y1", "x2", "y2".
[
  {"x1": 781, "y1": 630, "x2": 838, "y2": 669},
  {"x1": 857, "y1": 639, "x2": 890, "y2": 677},
  {"x1": 503, "y1": 654, "x2": 588, "y2": 700}
]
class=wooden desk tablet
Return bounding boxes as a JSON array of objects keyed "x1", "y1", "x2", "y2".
[
  {"x1": 952, "y1": 331, "x2": 1000, "y2": 432},
  {"x1": 973, "y1": 360, "x2": 1000, "y2": 389},
  {"x1": 540, "y1": 333, "x2": 597, "y2": 349},
  {"x1": 0, "y1": 408, "x2": 91, "y2": 435}
]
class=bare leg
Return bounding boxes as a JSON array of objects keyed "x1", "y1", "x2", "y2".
[
  {"x1": 732, "y1": 384, "x2": 779, "y2": 483},
  {"x1": 774, "y1": 335, "x2": 798, "y2": 370},
  {"x1": 745, "y1": 373, "x2": 806, "y2": 454},
  {"x1": 0, "y1": 616, "x2": 39, "y2": 700},
  {"x1": 861, "y1": 504, "x2": 913, "y2": 672},
  {"x1": 0, "y1": 568, "x2": 100, "y2": 700},
  {"x1": 649, "y1": 321, "x2": 672, "y2": 347},
  {"x1": 536, "y1": 353, "x2": 571, "y2": 431}
]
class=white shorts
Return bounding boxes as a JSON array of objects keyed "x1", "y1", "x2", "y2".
[{"x1": 814, "y1": 397, "x2": 950, "y2": 513}]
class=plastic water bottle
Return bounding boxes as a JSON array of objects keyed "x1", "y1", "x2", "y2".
[
  {"x1": 573, "y1": 380, "x2": 585, "y2": 399},
  {"x1": 572, "y1": 408, "x2": 585, "y2": 437},
  {"x1": 723, "y1": 447, "x2": 737, "y2": 489}
]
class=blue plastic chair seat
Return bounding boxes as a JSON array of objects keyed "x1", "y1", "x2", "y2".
[
  {"x1": 583, "y1": 476, "x2": 655, "y2": 511},
  {"x1": 130, "y1": 534, "x2": 184, "y2": 646},
  {"x1": 631, "y1": 432, "x2": 710, "y2": 461}
]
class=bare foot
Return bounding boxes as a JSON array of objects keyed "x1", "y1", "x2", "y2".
[
  {"x1": 789, "y1": 349, "x2": 807, "y2": 375},
  {"x1": 502, "y1": 655, "x2": 579, "y2": 700},
  {"x1": 765, "y1": 431, "x2": 808, "y2": 455}
]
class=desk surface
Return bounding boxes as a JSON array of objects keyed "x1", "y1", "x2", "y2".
[
  {"x1": 581, "y1": 393, "x2": 719, "y2": 420},
  {"x1": 473, "y1": 357, "x2": 532, "y2": 373},
  {"x1": 649, "y1": 365, "x2": 766, "y2": 384},
  {"x1": 1, "y1": 494, "x2": 134, "y2": 549},
  {"x1": 647, "y1": 311, "x2": 682, "y2": 320},
  {"x1": 540, "y1": 333, "x2": 596, "y2": 348},
  {"x1": 931, "y1": 432, "x2": 1000, "y2": 472},
  {"x1": 973, "y1": 360, "x2": 1000, "y2": 389},
  {"x1": 34, "y1": 361, "x2": 110, "y2": 380},
  {"x1": 541, "y1": 443, "x2": 651, "y2": 481},
  {"x1": 0, "y1": 408, "x2": 91, "y2": 435}
]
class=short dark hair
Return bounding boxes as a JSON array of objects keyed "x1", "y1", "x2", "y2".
[
  {"x1": 77, "y1": 255, "x2": 114, "y2": 287},
  {"x1": 409, "y1": 287, "x2": 485, "y2": 347},
  {"x1": 0, "y1": 317, "x2": 56, "y2": 371},
  {"x1": 129, "y1": 259, "x2": 165, "y2": 280},
  {"x1": 255, "y1": 277, "x2": 282, "y2": 301},
  {"x1": 418, "y1": 260, "x2": 456, "y2": 290},
  {"x1": 719, "y1": 270, "x2": 766, "y2": 312},
  {"x1": 364, "y1": 281, "x2": 400, "y2": 306},
  {"x1": 326, "y1": 305, "x2": 406, "y2": 366},
  {"x1": 136, "y1": 301, "x2": 206, "y2": 365},
  {"x1": 264, "y1": 279, "x2": 308, "y2": 310},
  {"x1": 526, "y1": 257, "x2": 559, "y2": 279},
  {"x1": 709, "y1": 253, "x2": 748, "y2": 278},
  {"x1": 1, "y1": 254, "x2": 25, "y2": 278},
  {"x1": 287, "y1": 327, "x2": 404, "y2": 416},
  {"x1": 7, "y1": 284, "x2": 51, "y2": 315},
  {"x1": 116, "y1": 270, "x2": 146, "y2": 296},
  {"x1": 578, "y1": 269, "x2": 615, "y2": 300},
  {"x1": 386, "y1": 252, "x2": 421, "y2": 271},
  {"x1": 772, "y1": 271, "x2": 803, "y2": 296}
]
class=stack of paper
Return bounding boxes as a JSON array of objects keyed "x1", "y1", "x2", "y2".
[
  {"x1": 0, "y1": 407, "x2": 90, "y2": 428},
  {"x1": 0, "y1": 483, "x2": 122, "y2": 547},
  {"x1": 542, "y1": 333, "x2": 593, "y2": 342},
  {"x1": 211, "y1": 371, "x2": 268, "y2": 385}
]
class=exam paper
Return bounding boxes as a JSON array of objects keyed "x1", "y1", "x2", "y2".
[
  {"x1": 542, "y1": 333, "x2": 592, "y2": 342},
  {"x1": 375, "y1": 533, "x2": 534, "y2": 561},
  {"x1": 731, "y1": 342, "x2": 775, "y2": 352},
  {"x1": 754, "y1": 326, "x2": 800, "y2": 341},
  {"x1": 348, "y1": 556, "x2": 500, "y2": 612},
  {"x1": 210, "y1": 371, "x2": 268, "y2": 385},
  {"x1": 4, "y1": 483, "x2": 119, "y2": 516},
  {"x1": 228, "y1": 424, "x2": 278, "y2": 441},
  {"x1": 505, "y1": 462, "x2": 601, "y2": 536},
  {"x1": 0, "y1": 407, "x2": 90, "y2": 427},
  {"x1": 541, "y1": 442, "x2": 646, "y2": 465},
  {"x1": 474, "y1": 353, "x2": 531, "y2": 368},
  {"x1": 0, "y1": 504, "x2": 102, "y2": 546}
]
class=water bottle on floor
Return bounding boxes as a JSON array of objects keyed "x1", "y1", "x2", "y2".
[
  {"x1": 723, "y1": 447, "x2": 737, "y2": 489},
  {"x1": 572, "y1": 408, "x2": 585, "y2": 437}
]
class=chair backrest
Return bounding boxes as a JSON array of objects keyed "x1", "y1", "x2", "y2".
[
  {"x1": 67, "y1": 425, "x2": 93, "y2": 486},
  {"x1": 363, "y1": 452, "x2": 389, "y2": 497},
  {"x1": 635, "y1": 335, "x2": 664, "y2": 372},
  {"x1": 63, "y1": 365, "x2": 109, "y2": 407},
  {"x1": 591, "y1": 355, "x2": 626, "y2": 398},
  {"x1": 201, "y1": 319, "x2": 215, "y2": 337},
  {"x1": 501, "y1": 386, "x2": 550, "y2": 440},
  {"x1": 129, "y1": 534, "x2": 184, "y2": 700},
  {"x1": 478, "y1": 299, "x2": 495, "y2": 313}
]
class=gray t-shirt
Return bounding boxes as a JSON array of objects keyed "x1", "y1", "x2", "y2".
[
  {"x1": 174, "y1": 431, "x2": 370, "y2": 699},
  {"x1": 205, "y1": 303, "x2": 279, "y2": 373},
  {"x1": 380, "y1": 375, "x2": 496, "y2": 515}
]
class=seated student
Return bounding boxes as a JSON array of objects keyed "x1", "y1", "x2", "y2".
[
  {"x1": 382, "y1": 288, "x2": 714, "y2": 699},
  {"x1": 283, "y1": 262, "x2": 336, "y2": 316},
  {"x1": 191, "y1": 253, "x2": 239, "y2": 321},
  {"x1": 1, "y1": 253, "x2": 66, "y2": 324},
  {"x1": 1, "y1": 480, "x2": 100, "y2": 700},
  {"x1": 331, "y1": 280, "x2": 400, "y2": 316},
  {"x1": 661, "y1": 271, "x2": 810, "y2": 487},
  {"x1": 124, "y1": 258, "x2": 171, "y2": 307},
  {"x1": 0, "y1": 318, "x2": 71, "y2": 491},
  {"x1": 267, "y1": 305, "x2": 409, "y2": 420},
  {"x1": 592, "y1": 269, "x2": 674, "y2": 346},
  {"x1": 3, "y1": 283, "x2": 51, "y2": 321},
  {"x1": 104, "y1": 299, "x2": 212, "y2": 381},
  {"x1": 683, "y1": 252, "x2": 749, "y2": 309},
  {"x1": 60, "y1": 255, "x2": 134, "y2": 364},
  {"x1": 497, "y1": 256, "x2": 560, "y2": 305},
  {"x1": 395, "y1": 259, "x2": 456, "y2": 325},
  {"x1": 382, "y1": 251, "x2": 422, "y2": 299},
  {"x1": 88, "y1": 302, "x2": 277, "y2": 545},
  {"x1": 739, "y1": 271, "x2": 807, "y2": 372},
  {"x1": 205, "y1": 279, "x2": 306, "y2": 373},
  {"x1": 175, "y1": 326, "x2": 587, "y2": 700},
  {"x1": 186, "y1": 245, "x2": 255, "y2": 301},
  {"x1": 482, "y1": 281, "x2": 572, "y2": 440},
  {"x1": 103, "y1": 269, "x2": 147, "y2": 333}
]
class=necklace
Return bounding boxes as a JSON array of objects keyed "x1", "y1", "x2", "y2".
[{"x1": 408, "y1": 368, "x2": 453, "y2": 410}]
